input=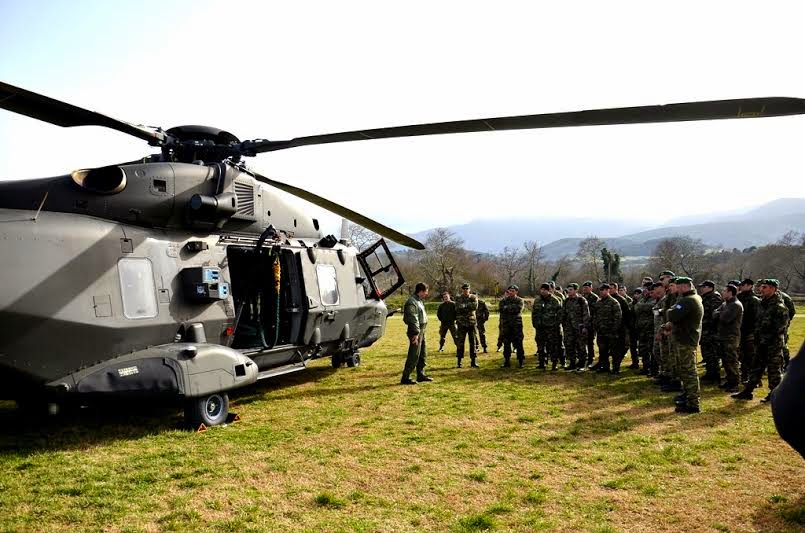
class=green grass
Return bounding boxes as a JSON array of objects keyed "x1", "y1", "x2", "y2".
[{"x1": 0, "y1": 315, "x2": 803, "y2": 531}]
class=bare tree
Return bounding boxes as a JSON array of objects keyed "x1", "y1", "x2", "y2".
[
  {"x1": 416, "y1": 228, "x2": 467, "y2": 296},
  {"x1": 344, "y1": 221, "x2": 379, "y2": 252},
  {"x1": 496, "y1": 245, "x2": 525, "y2": 288},
  {"x1": 649, "y1": 236, "x2": 707, "y2": 278},
  {"x1": 576, "y1": 236, "x2": 605, "y2": 283},
  {"x1": 523, "y1": 240, "x2": 545, "y2": 296}
]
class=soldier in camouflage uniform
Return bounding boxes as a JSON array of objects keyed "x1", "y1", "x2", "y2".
[
  {"x1": 609, "y1": 282, "x2": 632, "y2": 374},
  {"x1": 593, "y1": 284, "x2": 622, "y2": 373},
  {"x1": 548, "y1": 281, "x2": 566, "y2": 366},
  {"x1": 474, "y1": 292, "x2": 490, "y2": 353},
  {"x1": 562, "y1": 283, "x2": 590, "y2": 371},
  {"x1": 733, "y1": 279, "x2": 790, "y2": 402},
  {"x1": 664, "y1": 277, "x2": 703, "y2": 413},
  {"x1": 401, "y1": 282, "x2": 431, "y2": 384},
  {"x1": 436, "y1": 292, "x2": 457, "y2": 352},
  {"x1": 660, "y1": 276, "x2": 682, "y2": 393},
  {"x1": 532, "y1": 283, "x2": 564, "y2": 370},
  {"x1": 628, "y1": 287, "x2": 643, "y2": 369},
  {"x1": 714, "y1": 284, "x2": 743, "y2": 392},
  {"x1": 698, "y1": 280, "x2": 723, "y2": 385},
  {"x1": 778, "y1": 289, "x2": 796, "y2": 370},
  {"x1": 581, "y1": 281, "x2": 599, "y2": 368},
  {"x1": 650, "y1": 282, "x2": 666, "y2": 378},
  {"x1": 736, "y1": 279, "x2": 760, "y2": 385},
  {"x1": 454, "y1": 283, "x2": 479, "y2": 368},
  {"x1": 634, "y1": 285, "x2": 657, "y2": 375},
  {"x1": 499, "y1": 284, "x2": 526, "y2": 367}
]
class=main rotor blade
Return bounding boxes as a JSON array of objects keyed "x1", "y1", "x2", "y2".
[
  {"x1": 248, "y1": 170, "x2": 425, "y2": 250},
  {"x1": 0, "y1": 81, "x2": 167, "y2": 145},
  {"x1": 244, "y1": 97, "x2": 805, "y2": 153}
]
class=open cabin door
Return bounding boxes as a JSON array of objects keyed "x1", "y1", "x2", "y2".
[{"x1": 357, "y1": 239, "x2": 405, "y2": 300}]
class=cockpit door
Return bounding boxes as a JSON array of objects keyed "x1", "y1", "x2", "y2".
[{"x1": 357, "y1": 239, "x2": 405, "y2": 300}]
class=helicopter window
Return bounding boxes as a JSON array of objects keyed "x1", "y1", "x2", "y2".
[
  {"x1": 316, "y1": 264, "x2": 340, "y2": 306},
  {"x1": 117, "y1": 258, "x2": 158, "y2": 319}
]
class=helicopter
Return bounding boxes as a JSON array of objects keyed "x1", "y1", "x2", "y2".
[{"x1": 1, "y1": 81, "x2": 804, "y2": 427}]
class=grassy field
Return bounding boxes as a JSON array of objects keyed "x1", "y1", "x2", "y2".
[{"x1": 0, "y1": 313, "x2": 803, "y2": 532}]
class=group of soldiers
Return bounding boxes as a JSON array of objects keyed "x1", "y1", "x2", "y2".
[{"x1": 418, "y1": 272, "x2": 795, "y2": 414}]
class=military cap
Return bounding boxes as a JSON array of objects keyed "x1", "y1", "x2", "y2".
[
  {"x1": 761, "y1": 278, "x2": 780, "y2": 287},
  {"x1": 507, "y1": 284, "x2": 519, "y2": 291},
  {"x1": 739, "y1": 278, "x2": 755, "y2": 286},
  {"x1": 675, "y1": 276, "x2": 693, "y2": 285},
  {"x1": 598, "y1": 283, "x2": 611, "y2": 290},
  {"x1": 728, "y1": 280, "x2": 741, "y2": 287},
  {"x1": 566, "y1": 282, "x2": 579, "y2": 290},
  {"x1": 582, "y1": 281, "x2": 594, "y2": 287},
  {"x1": 698, "y1": 280, "x2": 715, "y2": 289},
  {"x1": 633, "y1": 288, "x2": 643, "y2": 295},
  {"x1": 642, "y1": 276, "x2": 654, "y2": 283},
  {"x1": 461, "y1": 283, "x2": 470, "y2": 289},
  {"x1": 659, "y1": 270, "x2": 676, "y2": 278},
  {"x1": 540, "y1": 282, "x2": 551, "y2": 290}
]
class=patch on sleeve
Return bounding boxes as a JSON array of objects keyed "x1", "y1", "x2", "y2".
[{"x1": 674, "y1": 304, "x2": 683, "y2": 309}]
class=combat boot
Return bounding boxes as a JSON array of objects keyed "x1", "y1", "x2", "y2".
[
  {"x1": 723, "y1": 382, "x2": 740, "y2": 393},
  {"x1": 700, "y1": 373, "x2": 720, "y2": 385},
  {"x1": 675, "y1": 404, "x2": 700, "y2": 414},
  {"x1": 551, "y1": 361, "x2": 557, "y2": 371},
  {"x1": 456, "y1": 358, "x2": 463, "y2": 368},
  {"x1": 470, "y1": 358, "x2": 479, "y2": 368},
  {"x1": 416, "y1": 373, "x2": 433, "y2": 382},
  {"x1": 400, "y1": 377, "x2": 418, "y2": 385},
  {"x1": 565, "y1": 363, "x2": 576, "y2": 371},
  {"x1": 482, "y1": 345, "x2": 488, "y2": 353},
  {"x1": 501, "y1": 358, "x2": 511, "y2": 368},
  {"x1": 731, "y1": 387, "x2": 754, "y2": 400},
  {"x1": 517, "y1": 359, "x2": 524, "y2": 368}
]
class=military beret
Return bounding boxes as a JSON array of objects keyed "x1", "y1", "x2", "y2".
[
  {"x1": 740, "y1": 278, "x2": 754, "y2": 286},
  {"x1": 761, "y1": 278, "x2": 780, "y2": 287},
  {"x1": 566, "y1": 283, "x2": 579, "y2": 290},
  {"x1": 599, "y1": 283, "x2": 611, "y2": 290},
  {"x1": 728, "y1": 280, "x2": 741, "y2": 287},
  {"x1": 461, "y1": 283, "x2": 470, "y2": 289},
  {"x1": 675, "y1": 276, "x2": 693, "y2": 285},
  {"x1": 540, "y1": 283, "x2": 551, "y2": 290},
  {"x1": 660, "y1": 270, "x2": 676, "y2": 278},
  {"x1": 582, "y1": 281, "x2": 593, "y2": 287},
  {"x1": 507, "y1": 284, "x2": 519, "y2": 291},
  {"x1": 698, "y1": 280, "x2": 715, "y2": 289},
  {"x1": 724, "y1": 285, "x2": 737, "y2": 296}
]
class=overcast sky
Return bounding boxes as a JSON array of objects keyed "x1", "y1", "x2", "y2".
[{"x1": 2, "y1": 1, "x2": 805, "y2": 235}]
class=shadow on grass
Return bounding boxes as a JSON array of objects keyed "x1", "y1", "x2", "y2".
[
  {"x1": 0, "y1": 364, "x2": 340, "y2": 453},
  {"x1": 751, "y1": 493, "x2": 805, "y2": 531}
]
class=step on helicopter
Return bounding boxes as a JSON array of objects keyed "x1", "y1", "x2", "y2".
[{"x1": 1, "y1": 81, "x2": 803, "y2": 426}]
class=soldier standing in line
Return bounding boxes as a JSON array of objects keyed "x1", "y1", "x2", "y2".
[
  {"x1": 698, "y1": 280, "x2": 724, "y2": 385},
  {"x1": 436, "y1": 292, "x2": 457, "y2": 353},
  {"x1": 714, "y1": 284, "x2": 743, "y2": 393},
  {"x1": 737, "y1": 279, "x2": 760, "y2": 385},
  {"x1": 660, "y1": 275, "x2": 683, "y2": 393},
  {"x1": 549, "y1": 281, "x2": 566, "y2": 366},
  {"x1": 663, "y1": 277, "x2": 704, "y2": 414},
  {"x1": 474, "y1": 291, "x2": 490, "y2": 353},
  {"x1": 400, "y1": 282, "x2": 432, "y2": 385},
  {"x1": 732, "y1": 279, "x2": 790, "y2": 402},
  {"x1": 592, "y1": 284, "x2": 622, "y2": 373},
  {"x1": 581, "y1": 281, "x2": 599, "y2": 369},
  {"x1": 609, "y1": 281, "x2": 632, "y2": 374},
  {"x1": 562, "y1": 283, "x2": 590, "y2": 371},
  {"x1": 499, "y1": 285, "x2": 526, "y2": 367},
  {"x1": 634, "y1": 285, "x2": 657, "y2": 375},
  {"x1": 627, "y1": 287, "x2": 642, "y2": 369},
  {"x1": 778, "y1": 289, "x2": 796, "y2": 370},
  {"x1": 454, "y1": 283, "x2": 479, "y2": 368},
  {"x1": 532, "y1": 283, "x2": 564, "y2": 370},
  {"x1": 649, "y1": 282, "x2": 667, "y2": 378}
]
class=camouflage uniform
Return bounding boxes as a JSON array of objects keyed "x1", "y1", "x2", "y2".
[
  {"x1": 499, "y1": 295, "x2": 525, "y2": 366},
  {"x1": 779, "y1": 291, "x2": 796, "y2": 368},
  {"x1": 662, "y1": 291, "x2": 680, "y2": 383},
  {"x1": 667, "y1": 289, "x2": 704, "y2": 410},
  {"x1": 652, "y1": 295, "x2": 666, "y2": 378},
  {"x1": 745, "y1": 292, "x2": 789, "y2": 394},
  {"x1": 626, "y1": 295, "x2": 640, "y2": 367},
  {"x1": 436, "y1": 299, "x2": 457, "y2": 351},
  {"x1": 699, "y1": 290, "x2": 724, "y2": 381},
  {"x1": 454, "y1": 292, "x2": 478, "y2": 367},
  {"x1": 475, "y1": 298, "x2": 490, "y2": 352},
  {"x1": 402, "y1": 293, "x2": 428, "y2": 381},
  {"x1": 737, "y1": 291, "x2": 760, "y2": 383},
  {"x1": 532, "y1": 294, "x2": 564, "y2": 369},
  {"x1": 634, "y1": 294, "x2": 657, "y2": 373},
  {"x1": 593, "y1": 295, "x2": 622, "y2": 372},
  {"x1": 714, "y1": 298, "x2": 743, "y2": 389},
  {"x1": 610, "y1": 291, "x2": 632, "y2": 373},
  {"x1": 583, "y1": 290, "x2": 600, "y2": 366},
  {"x1": 562, "y1": 294, "x2": 590, "y2": 369}
]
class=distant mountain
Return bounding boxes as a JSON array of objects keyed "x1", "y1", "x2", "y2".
[{"x1": 410, "y1": 198, "x2": 805, "y2": 259}]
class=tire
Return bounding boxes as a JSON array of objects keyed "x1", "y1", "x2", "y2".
[
  {"x1": 331, "y1": 353, "x2": 343, "y2": 368},
  {"x1": 346, "y1": 352, "x2": 361, "y2": 368},
  {"x1": 185, "y1": 392, "x2": 229, "y2": 427}
]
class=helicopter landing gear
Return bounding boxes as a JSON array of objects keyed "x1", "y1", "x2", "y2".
[
  {"x1": 331, "y1": 351, "x2": 361, "y2": 368},
  {"x1": 346, "y1": 352, "x2": 361, "y2": 368},
  {"x1": 185, "y1": 392, "x2": 229, "y2": 428}
]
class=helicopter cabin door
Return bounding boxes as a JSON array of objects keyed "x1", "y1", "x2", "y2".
[{"x1": 357, "y1": 239, "x2": 405, "y2": 300}]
